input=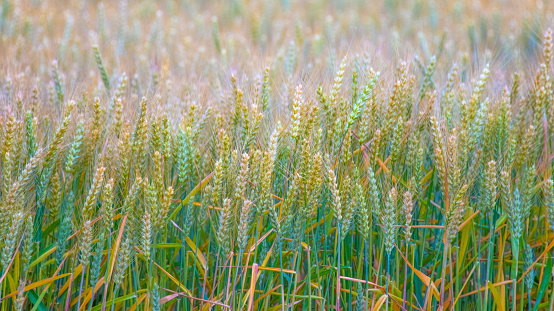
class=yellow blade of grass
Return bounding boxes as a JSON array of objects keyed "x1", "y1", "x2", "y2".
[
  {"x1": 253, "y1": 285, "x2": 283, "y2": 309},
  {"x1": 395, "y1": 244, "x2": 431, "y2": 286},
  {"x1": 395, "y1": 244, "x2": 440, "y2": 300},
  {"x1": 107, "y1": 214, "x2": 127, "y2": 283},
  {"x1": 6, "y1": 270, "x2": 16, "y2": 299},
  {"x1": 247, "y1": 263, "x2": 258, "y2": 311},
  {"x1": 248, "y1": 229, "x2": 274, "y2": 253},
  {"x1": 496, "y1": 232, "x2": 508, "y2": 290},
  {"x1": 187, "y1": 250, "x2": 207, "y2": 280},
  {"x1": 3, "y1": 273, "x2": 72, "y2": 299},
  {"x1": 457, "y1": 209, "x2": 479, "y2": 231},
  {"x1": 487, "y1": 281, "x2": 505, "y2": 311},
  {"x1": 58, "y1": 263, "x2": 83, "y2": 298},
  {"x1": 375, "y1": 156, "x2": 390, "y2": 174},
  {"x1": 91, "y1": 291, "x2": 145, "y2": 311},
  {"x1": 128, "y1": 292, "x2": 148, "y2": 311},
  {"x1": 133, "y1": 245, "x2": 192, "y2": 295},
  {"x1": 496, "y1": 229, "x2": 507, "y2": 304},
  {"x1": 371, "y1": 294, "x2": 388, "y2": 311},
  {"x1": 458, "y1": 209, "x2": 472, "y2": 270},
  {"x1": 160, "y1": 289, "x2": 230, "y2": 309},
  {"x1": 184, "y1": 236, "x2": 208, "y2": 270},
  {"x1": 153, "y1": 258, "x2": 192, "y2": 295},
  {"x1": 13, "y1": 252, "x2": 19, "y2": 289},
  {"x1": 452, "y1": 263, "x2": 478, "y2": 308},
  {"x1": 305, "y1": 213, "x2": 333, "y2": 234},
  {"x1": 460, "y1": 280, "x2": 513, "y2": 298},
  {"x1": 67, "y1": 215, "x2": 103, "y2": 241},
  {"x1": 310, "y1": 282, "x2": 322, "y2": 290},
  {"x1": 28, "y1": 246, "x2": 57, "y2": 270},
  {"x1": 169, "y1": 171, "x2": 214, "y2": 220},
  {"x1": 412, "y1": 225, "x2": 444, "y2": 229},
  {"x1": 338, "y1": 276, "x2": 384, "y2": 292},
  {"x1": 257, "y1": 266, "x2": 296, "y2": 274},
  {"x1": 77, "y1": 277, "x2": 105, "y2": 311},
  {"x1": 99, "y1": 213, "x2": 127, "y2": 309},
  {"x1": 7, "y1": 247, "x2": 73, "y2": 307},
  {"x1": 150, "y1": 238, "x2": 209, "y2": 271},
  {"x1": 420, "y1": 168, "x2": 434, "y2": 185},
  {"x1": 240, "y1": 243, "x2": 277, "y2": 310}
]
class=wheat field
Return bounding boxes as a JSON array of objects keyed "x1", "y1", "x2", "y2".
[{"x1": 1, "y1": 0, "x2": 554, "y2": 310}]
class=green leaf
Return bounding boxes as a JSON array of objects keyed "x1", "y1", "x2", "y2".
[
  {"x1": 91, "y1": 292, "x2": 141, "y2": 311},
  {"x1": 28, "y1": 289, "x2": 48, "y2": 311},
  {"x1": 533, "y1": 253, "x2": 553, "y2": 311}
]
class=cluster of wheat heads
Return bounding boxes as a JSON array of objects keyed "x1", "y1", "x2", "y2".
[{"x1": 2, "y1": 0, "x2": 554, "y2": 310}]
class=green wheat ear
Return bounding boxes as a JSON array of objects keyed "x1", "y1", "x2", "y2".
[{"x1": 93, "y1": 45, "x2": 110, "y2": 93}]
